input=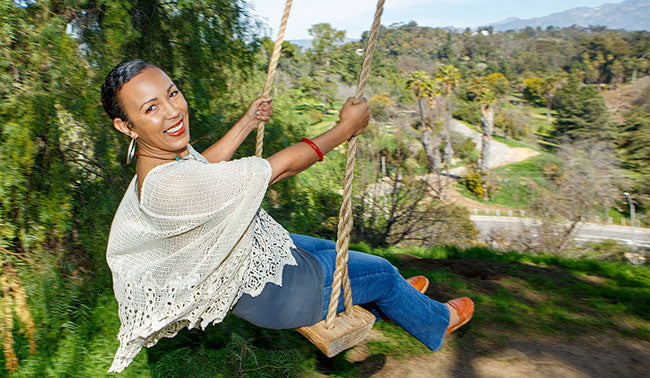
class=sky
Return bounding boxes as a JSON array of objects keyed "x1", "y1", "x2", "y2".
[{"x1": 246, "y1": 0, "x2": 617, "y2": 40}]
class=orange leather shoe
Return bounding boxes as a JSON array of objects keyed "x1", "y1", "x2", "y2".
[
  {"x1": 406, "y1": 275, "x2": 429, "y2": 294},
  {"x1": 445, "y1": 297, "x2": 474, "y2": 335}
]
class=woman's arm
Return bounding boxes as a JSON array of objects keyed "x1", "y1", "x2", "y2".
[
  {"x1": 267, "y1": 98, "x2": 370, "y2": 185},
  {"x1": 201, "y1": 97, "x2": 272, "y2": 163}
]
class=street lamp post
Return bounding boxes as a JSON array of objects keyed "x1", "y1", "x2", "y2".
[{"x1": 624, "y1": 192, "x2": 637, "y2": 251}]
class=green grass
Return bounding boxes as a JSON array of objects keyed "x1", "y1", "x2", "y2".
[
  {"x1": 526, "y1": 106, "x2": 558, "y2": 138},
  {"x1": 9, "y1": 245, "x2": 649, "y2": 377},
  {"x1": 456, "y1": 152, "x2": 561, "y2": 209},
  {"x1": 361, "y1": 245, "x2": 650, "y2": 359},
  {"x1": 492, "y1": 135, "x2": 541, "y2": 151}
]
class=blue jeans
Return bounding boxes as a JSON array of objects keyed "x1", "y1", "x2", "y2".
[{"x1": 290, "y1": 234, "x2": 450, "y2": 351}]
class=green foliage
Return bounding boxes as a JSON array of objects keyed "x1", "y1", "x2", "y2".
[
  {"x1": 450, "y1": 132, "x2": 476, "y2": 161},
  {"x1": 308, "y1": 23, "x2": 346, "y2": 66},
  {"x1": 485, "y1": 72, "x2": 510, "y2": 97},
  {"x1": 453, "y1": 95, "x2": 481, "y2": 125},
  {"x1": 457, "y1": 153, "x2": 562, "y2": 209},
  {"x1": 552, "y1": 77, "x2": 614, "y2": 140},
  {"x1": 462, "y1": 166, "x2": 486, "y2": 198},
  {"x1": 523, "y1": 77, "x2": 546, "y2": 106},
  {"x1": 494, "y1": 106, "x2": 533, "y2": 139},
  {"x1": 150, "y1": 335, "x2": 310, "y2": 378},
  {"x1": 368, "y1": 92, "x2": 395, "y2": 122},
  {"x1": 617, "y1": 107, "x2": 650, "y2": 172}
]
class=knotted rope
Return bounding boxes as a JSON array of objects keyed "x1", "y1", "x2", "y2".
[
  {"x1": 255, "y1": 0, "x2": 294, "y2": 158},
  {"x1": 325, "y1": 0, "x2": 385, "y2": 329}
]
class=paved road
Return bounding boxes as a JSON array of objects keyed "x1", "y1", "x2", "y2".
[{"x1": 471, "y1": 215, "x2": 650, "y2": 249}]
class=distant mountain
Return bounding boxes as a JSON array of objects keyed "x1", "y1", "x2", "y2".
[
  {"x1": 288, "y1": 37, "x2": 358, "y2": 50},
  {"x1": 486, "y1": 0, "x2": 650, "y2": 31}
]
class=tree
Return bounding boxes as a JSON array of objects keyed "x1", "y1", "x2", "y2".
[
  {"x1": 540, "y1": 73, "x2": 566, "y2": 122},
  {"x1": 485, "y1": 72, "x2": 510, "y2": 97},
  {"x1": 525, "y1": 73, "x2": 565, "y2": 122},
  {"x1": 0, "y1": 1, "x2": 263, "y2": 373},
  {"x1": 495, "y1": 106, "x2": 533, "y2": 139},
  {"x1": 470, "y1": 79, "x2": 497, "y2": 200},
  {"x1": 405, "y1": 70, "x2": 434, "y2": 130},
  {"x1": 405, "y1": 70, "x2": 442, "y2": 174},
  {"x1": 433, "y1": 64, "x2": 461, "y2": 198},
  {"x1": 355, "y1": 147, "x2": 476, "y2": 248},
  {"x1": 618, "y1": 107, "x2": 650, "y2": 171},
  {"x1": 523, "y1": 77, "x2": 545, "y2": 106},
  {"x1": 552, "y1": 76, "x2": 613, "y2": 141},
  {"x1": 308, "y1": 23, "x2": 345, "y2": 69}
]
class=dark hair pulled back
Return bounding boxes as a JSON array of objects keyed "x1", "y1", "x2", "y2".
[{"x1": 101, "y1": 59, "x2": 156, "y2": 121}]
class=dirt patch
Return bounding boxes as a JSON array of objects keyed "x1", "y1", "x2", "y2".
[
  {"x1": 348, "y1": 335, "x2": 650, "y2": 378},
  {"x1": 394, "y1": 255, "x2": 570, "y2": 285},
  {"x1": 579, "y1": 274, "x2": 606, "y2": 285},
  {"x1": 445, "y1": 178, "x2": 510, "y2": 214},
  {"x1": 501, "y1": 147, "x2": 540, "y2": 166}
]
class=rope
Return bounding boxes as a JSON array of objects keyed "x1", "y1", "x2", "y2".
[
  {"x1": 325, "y1": 0, "x2": 385, "y2": 329},
  {"x1": 255, "y1": 0, "x2": 294, "y2": 158}
]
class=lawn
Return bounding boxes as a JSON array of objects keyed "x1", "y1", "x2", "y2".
[
  {"x1": 8, "y1": 246, "x2": 648, "y2": 377},
  {"x1": 456, "y1": 153, "x2": 561, "y2": 210},
  {"x1": 150, "y1": 246, "x2": 650, "y2": 376}
]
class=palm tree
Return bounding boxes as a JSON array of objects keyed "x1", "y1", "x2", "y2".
[
  {"x1": 406, "y1": 70, "x2": 444, "y2": 197},
  {"x1": 434, "y1": 64, "x2": 461, "y2": 198},
  {"x1": 472, "y1": 79, "x2": 497, "y2": 200},
  {"x1": 540, "y1": 72, "x2": 565, "y2": 122},
  {"x1": 405, "y1": 70, "x2": 433, "y2": 130}
]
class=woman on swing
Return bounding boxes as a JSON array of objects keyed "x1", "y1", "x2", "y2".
[{"x1": 103, "y1": 59, "x2": 474, "y2": 373}]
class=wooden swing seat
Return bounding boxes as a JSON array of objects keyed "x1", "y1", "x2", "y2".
[{"x1": 296, "y1": 305, "x2": 376, "y2": 357}]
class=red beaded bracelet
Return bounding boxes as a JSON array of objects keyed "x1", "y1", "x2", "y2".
[{"x1": 300, "y1": 137, "x2": 324, "y2": 162}]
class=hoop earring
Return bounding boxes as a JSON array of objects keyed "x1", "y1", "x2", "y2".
[{"x1": 126, "y1": 136, "x2": 137, "y2": 164}]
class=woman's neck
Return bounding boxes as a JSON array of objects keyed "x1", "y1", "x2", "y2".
[{"x1": 135, "y1": 145, "x2": 190, "y2": 200}]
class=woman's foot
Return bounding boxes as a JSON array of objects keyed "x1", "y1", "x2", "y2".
[{"x1": 445, "y1": 297, "x2": 474, "y2": 335}]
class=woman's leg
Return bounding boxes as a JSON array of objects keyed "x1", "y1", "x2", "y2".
[{"x1": 290, "y1": 234, "x2": 450, "y2": 351}]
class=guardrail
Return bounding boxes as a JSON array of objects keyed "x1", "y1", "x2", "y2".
[{"x1": 471, "y1": 208, "x2": 648, "y2": 228}]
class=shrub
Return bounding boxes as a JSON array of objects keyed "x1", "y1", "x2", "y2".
[
  {"x1": 450, "y1": 131, "x2": 477, "y2": 161},
  {"x1": 462, "y1": 166, "x2": 486, "y2": 198},
  {"x1": 453, "y1": 99, "x2": 481, "y2": 125}
]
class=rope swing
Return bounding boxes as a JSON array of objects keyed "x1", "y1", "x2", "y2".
[
  {"x1": 257, "y1": 0, "x2": 386, "y2": 357},
  {"x1": 255, "y1": 0, "x2": 294, "y2": 158}
]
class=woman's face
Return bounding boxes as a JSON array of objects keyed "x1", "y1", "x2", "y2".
[{"x1": 114, "y1": 67, "x2": 190, "y2": 156}]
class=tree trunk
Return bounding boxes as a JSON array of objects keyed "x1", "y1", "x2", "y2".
[
  {"x1": 443, "y1": 95, "x2": 454, "y2": 200},
  {"x1": 480, "y1": 104, "x2": 494, "y2": 200},
  {"x1": 545, "y1": 97, "x2": 552, "y2": 122},
  {"x1": 421, "y1": 129, "x2": 442, "y2": 197},
  {"x1": 417, "y1": 97, "x2": 426, "y2": 129}
]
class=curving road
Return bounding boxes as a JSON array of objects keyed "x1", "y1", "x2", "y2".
[{"x1": 471, "y1": 215, "x2": 650, "y2": 249}]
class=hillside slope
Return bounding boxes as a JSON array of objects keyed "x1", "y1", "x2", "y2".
[{"x1": 487, "y1": 0, "x2": 650, "y2": 31}]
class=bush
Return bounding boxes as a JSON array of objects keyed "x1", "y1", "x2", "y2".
[
  {"x1": 369, "y1": 92, "x2": 395, "y2": 122},
  {"x1": 453, "y1": 99, "x2": 481, "y2": 125},
  {"x1": 450, "y1": 131, "x2": 477, "y2": 161},
  {"x1": 495, "y1": 106, "x2": 533, "y2": 139},
  {"x1": 462, "y1": 166, "x2": 486, "y2": 198},
  {"x1": 582, "y1": 239, "x2": 634, "y2": 262}
]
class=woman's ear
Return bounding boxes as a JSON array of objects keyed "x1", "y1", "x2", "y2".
[{"x1": 113, "y1": 118, "x2": 136, "y2": 138}]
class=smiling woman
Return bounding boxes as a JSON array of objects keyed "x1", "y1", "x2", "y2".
[
  {"x1": 101, "y1": 59, "x2": 472, "y2": 374},
  {"x1": 113, "y1": 66, "x2": 191, "y2": 157}
]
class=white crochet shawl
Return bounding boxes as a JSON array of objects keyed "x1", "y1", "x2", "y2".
[{"x1": 106, "y1": 144, "x2": 296, "y2": 373}]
